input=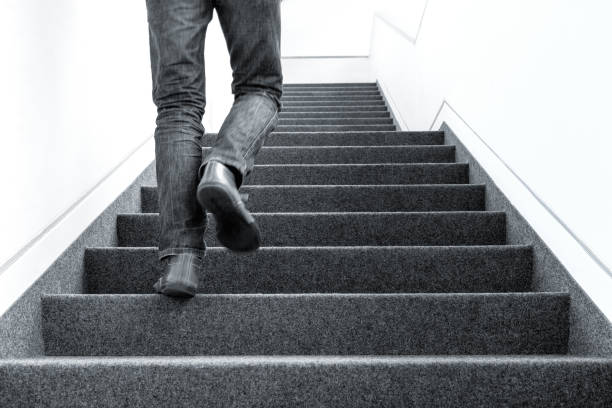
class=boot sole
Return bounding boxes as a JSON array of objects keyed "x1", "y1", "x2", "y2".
[{"x1": 197, "y1": 182, "x2": 261, "y2": 252}]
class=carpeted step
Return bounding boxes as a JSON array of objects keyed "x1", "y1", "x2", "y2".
[
  {"x1": 149, "y1": 163, "x2": 468, "y2": 184},
  {"x1": 219, "y1": 146, "x2": 454, "y2": 164},
  {"x1": 277, "y1": 118, "x2": 393, "y2": 125},
  {"x1": 281, "y1": 96, "x2": 383, "y2": 102},
  {"x1": 282, "y1": 105, "x2": 388, "y2": 112},
  {"x1": 245, "y1": 163, "x2": 468, "y2": 185},
  {"x1": 263, "y1": 131, "x2": 443, "y2": 146},
  {"x1": 141, "y1": 184, "x2": 484, "y2": 213},
  {"x1": 279, "y1": 111, "x2": 390, "y2": 118},
  {"x1": 42, "y1": 292, "x2": 568, "y2": 356},
  {"x1": 282, "y1": 91, "x2": 381, "y2": 97},
  {"x1": 203, "y1": 131, "x2": 444, "y2": 146},
  {"x1": 282, "y1": 100, "x2": 386, "y2": 107},
  {"x1": 2, "y1": 356, "x2": 611, "y2": 407},
  {"x1": 274, "y1": 124, "x2": 396, "y2": 132},
  {"x1": 84, "y1": 245, "x2": 532, "y2": 294},
  {"x1": 283, "y1": 85, "x2": 380, "y2": 95},
  {"x1": 283, "y1": 82, "x2": 377, "y2": 88},
  {"x1": 283, "y1": 83, "x2": 379, "y2": 92},
  {"x1": 116, "y1": 211, "x2": 506, "y2": 247}
]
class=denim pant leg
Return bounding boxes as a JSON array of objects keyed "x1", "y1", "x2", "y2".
[
  {"x1": 199, "y1": 0, "x2": 283, "y2": 187},
  {"x1": 145, "y1": 0, "x2": 214, "y2": 261}
]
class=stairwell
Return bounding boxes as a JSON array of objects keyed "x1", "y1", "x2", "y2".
[{"x1": 1, "y1": 82, "x2": 612, "y2": 406}]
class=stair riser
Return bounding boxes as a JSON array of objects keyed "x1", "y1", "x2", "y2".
[
  {"x1": 85, "y1": 246, "x2": 532, "y2": 294},
  {"x1": 284, "y1": 86, "x2": 379, "y2": 91},
  {"x1": 282, "y1": 101, "x2": 386, "y2": 107},
  {"x1": 283, "y1": 83, "x2": 377, "y2": 88},
  {"x1": 278, "y1": 118, "x2": 393, "y2": 125},
  {"x1": 246, "y1": 164, "x2": 468, "y2": 185},
  {"x1": 205, "y1": 131, "x2": 444, "y2": 146},
  {"x1": 201, "y1": 146, "x2": 455, "y2": 165},
  {"x1": 279, "y1": 111, "x2": 390, "y2": 118},
  {"x1": 142, "y1": 184, "x2": 483, "y2": 213},
  {"x1": 283, "y1": 91, "x2": 381, "y2": 97},
  {"x1": 149, "y1": 163, "x2": 468, "y2": 184},
  {"x1": 282, "y1": 96, "x2": 383, "y2": 101},
  {"x1": 116, "y1": 212, "x2": 506, "y2": 247},
  {"x1": 282, "y1": 106, "x2": 388, "y2": 112},
  {"x1": 283, "y1": 89, "x2": 379, "y2": 94},
  {"x1": 42, "y1": 293, "x2": 568, "y2": 356},
  {"x1": 274, "y1": 125, "x2": 396, "y2": 132},
  {"x1": 3, "y1": 359, "x2": 610, "y2": 407}
]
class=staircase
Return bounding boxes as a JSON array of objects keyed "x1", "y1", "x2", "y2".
[{"x1": 2, "y1": 82, "x2": 611, "y2": 406}]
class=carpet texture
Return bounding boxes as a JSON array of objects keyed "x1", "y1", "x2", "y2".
[{"x1": 2, "y1": 82, "x2": 611, "y2": 406}]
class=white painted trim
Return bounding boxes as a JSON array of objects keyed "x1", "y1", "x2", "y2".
[
  {"x1": 0, "y1": 135, "x2": 155, "y2": 318},
  {"x1": 376, "y1": 78, "x2": 410, "y2": 131},
  {"x1": 425, "y1": 100, "x2": 612, "y2": 321}
]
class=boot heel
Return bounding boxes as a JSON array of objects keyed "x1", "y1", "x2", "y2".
[
  {"x1": 197, "y1": 161, "x2": 261, "y2": 252},
  {"x1": 153, "y1": 277, "x2": 197, "y2": 298}
]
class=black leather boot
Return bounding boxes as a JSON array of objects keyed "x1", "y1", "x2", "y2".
[
  {"x1": 196, "y1": 160, "x2": 261, "y2": 252},
  {"x1": 153, "y1": 253, "x2": 201, "y2": 298}
]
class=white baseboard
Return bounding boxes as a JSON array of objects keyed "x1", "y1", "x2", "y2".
[
  {"x1": 427, "y1": 100, "x2": 612, "y2": 322},
  {"x1": 0, "y1": 136, "x2": 155, "y2": 318}
]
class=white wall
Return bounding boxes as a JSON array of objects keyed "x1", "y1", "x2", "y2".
[
  {"x1": 370, "y1": 0, "x2": 612, "y2": 315},
  {"x1": 202, "y1": 15, "x2": 234, "y2": 133},
  {"x1": 372, "y1": 0, "x2": 427, "y2": 39},
  {"x1": 282, "y1": 57, "x2": 373, "y2": 84},
  {"x1": 281, "y1": 0, "x2": 374, "y2": 56},
  {"x1": 0, "y1": 1, "x2": 156, "y2": 269}
]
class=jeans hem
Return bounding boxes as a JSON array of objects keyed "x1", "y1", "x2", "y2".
[{"x1": 158, "y1": 247, "x2": 207, "y2": 262}]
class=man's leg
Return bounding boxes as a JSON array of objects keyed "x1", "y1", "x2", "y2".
[
  {"x1": 200, "y1": 0, "x2": 283, "y2": 186},
  {"x1": 195, "y1": 0, "x2": 282, "y2": 252},
  {"x1": 145, "y1": 0, "x2": 214, "y2": 263}
]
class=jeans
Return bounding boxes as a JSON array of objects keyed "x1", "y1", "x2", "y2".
[{"x1": 145, "y1": 0, "x2": 283, "y2": 261}]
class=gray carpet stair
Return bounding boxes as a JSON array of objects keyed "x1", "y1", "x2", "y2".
[
  {"x1": 275, "y1": 124, "x2": 396, "y2": 132},
  {"x1": 5, "y1": 356, "x2": 609, "y2": 407},
  {"x1": 241, "y1": 163, "x2": 469, "y2": 184},
  {"x1": 204, "y1": 145, "x2": 455, "y2": 164},
  {"x1": 42, "y1": 293, "x2": 568, "y2": 356},
  {"x1": 279, "y1": 110, "x2": 390, "y2": 118},
  {"x1": 281, "y1": 101, "x2": 387, "y2": 108},
  {"x1": 141, "y1": 184, "x2": 485, "y2": 212},
  {"x1": 282, "y1": 105, "x2": 389, "y2": 112},
  {"x1": 204, "y1": 130, "x2": 445, "y2": 146},
  {"x1": 283, "y1": 82, "x2": 378, "y2": 87},
  {"x1": 282, "y1": 91, "x2": 382, "y2": 97},
  {"x1": 84, "y1": 246, "x2": 532, "y2": 294},
  {"x1": 278, "y1": 117, "x2": 394, "y2": 125},
  {"x1": 284, "y1": 86, "x2": 379, "y2": 91},
  {"x1": 282, "y1": 95, "x2": 384, "y2": 101},
  {"x1": 284, "y1": 87, "x2": 379, "y2": 91},
  {"x1": 3, "y1": 82, "x2": 611, "y2": 407},
  {"x1": 116, "y1": 211, "x2": 506, "y2": 247}
]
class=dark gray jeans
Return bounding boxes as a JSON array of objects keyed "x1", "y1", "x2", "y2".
[{"x1": 145, "y1": 0, "x2": 283, "y2": 261}]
